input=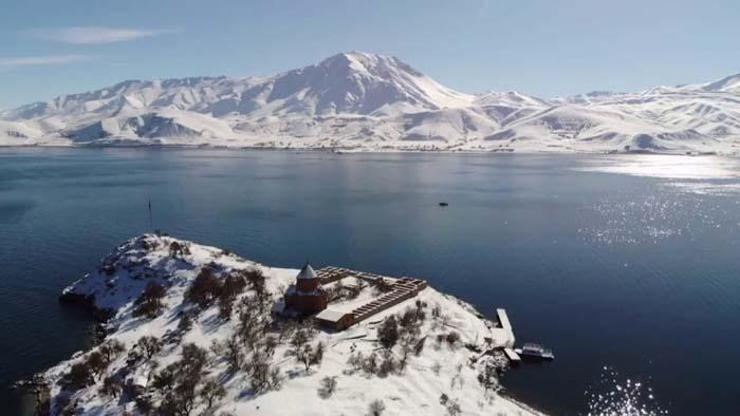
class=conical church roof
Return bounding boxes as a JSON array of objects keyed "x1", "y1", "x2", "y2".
[{"x1": 296, "y1": 262, "x2": 317, "y2": 280}]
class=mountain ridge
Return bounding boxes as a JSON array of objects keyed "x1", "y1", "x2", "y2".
[{"x1": 2, "y1": 52, "x2": 739, "y2": 154}]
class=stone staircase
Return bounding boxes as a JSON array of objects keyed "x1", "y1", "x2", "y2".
[
  {"x1": 315, "y1": 266, "x2": 428, "y2": 326},
  {"x1": 351, "y1": 278, "x2": 428, "y2": 323}
]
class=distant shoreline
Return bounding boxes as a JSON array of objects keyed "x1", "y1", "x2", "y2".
[{"x1": 0, "y1": 143, "x2": 730, "y2": 157}]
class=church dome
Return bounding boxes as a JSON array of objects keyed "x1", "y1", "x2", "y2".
[{"x1": 297, "y1": 263, "x2": 317, "y2": 280}]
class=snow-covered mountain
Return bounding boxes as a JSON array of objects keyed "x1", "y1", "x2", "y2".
[{"x1": 2, "y1": 52, "x2": 740, "y2": 154}]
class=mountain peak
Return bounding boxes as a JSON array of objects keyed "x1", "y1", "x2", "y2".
[
  {"x1": 700, "y1": 72, "x2": 740, "y2": 93},
  {"x1": 316, "y1": 51, "x2": 423, "y2": 78}
]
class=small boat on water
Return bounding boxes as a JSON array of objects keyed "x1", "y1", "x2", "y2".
[{"x1": 514, "y1": 343, "x2": 555, "y2": 360}]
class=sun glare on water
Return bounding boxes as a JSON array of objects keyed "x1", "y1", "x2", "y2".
[
  {"x1": 586, "y1": 368, "x2": 668, "y2": 416},
  {"x1": 578, "y1": 155, "x2": 740, "y2": 180},
  {"x1": 577, "y1": 155, "x2": 740, "y2": 196}
]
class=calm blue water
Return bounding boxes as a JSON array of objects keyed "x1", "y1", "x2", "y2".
[{"x1": 1, "y1": 148, "x2": 739, "y2": 415}]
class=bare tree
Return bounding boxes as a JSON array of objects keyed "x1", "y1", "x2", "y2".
[
  {"x1": 100, "y1": 375, "x2": 123, "y2": 399},
  {"x1": 268, "y1": 367, "x2": 283, "y2": 391},
  {"x1": 86, "y1": 351, "x2": 108, "y2": 380},
  {"x1": 99, "y1": 339, "x2": 125, "y2": 363},
  {"x1": 136, "y1": 336, "x2": 163, "y2": 362},
  {"x1": 186, "y1": 267, "x2": 222, "y2": 308},
  {"x1": 224, "y1": 334, "x2": 244, "y2": 374},
  {"x1": 155, "y1": 343, "x2": 208, "y2": 416},
  {"x1": 377, "y1": 350, "x2": 397, "y2": 377},
  {"x1": 133, "y1": 282, "x2": 167, "y2": 319},
  {"x1": 378, "y1": 316, "x2": 399, "y2": 350},
  {"x1": 199, "y1": 378, "x2": 226, "y2": 410},
  {"x1": 249, "y1": 352, "x2": 272, "y2": 393},
  {"x1": 217, "y1": 273, "x2": 247, "y2": 320}
]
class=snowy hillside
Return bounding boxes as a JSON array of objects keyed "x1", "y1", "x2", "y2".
[
  {"x1": 2, "y1": 52, "x2": 740, "y2": 154},
  {"x1": 31, "y1": 234, "x2": 542, "y2": 416}
]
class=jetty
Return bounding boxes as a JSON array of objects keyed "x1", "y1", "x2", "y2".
[{"x1": 496, "y1": 308, "x2": 513, "y2": 331}]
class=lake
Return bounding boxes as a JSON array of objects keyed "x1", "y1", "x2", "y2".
[{"x1": 1, "y1": 148, "x2": 739, "y2": 415}]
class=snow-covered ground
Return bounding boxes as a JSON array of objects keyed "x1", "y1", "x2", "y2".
[
  {"x1": 38, "y1": 234, "x2": 543, "y2": 416},
  {"x1": 2, "y1": 51, "x2": 740, "y2": 155}
]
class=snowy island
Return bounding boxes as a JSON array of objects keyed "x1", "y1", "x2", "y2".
[{"x1": 28, "y1": 234, "x2": 544, "y2": 416}]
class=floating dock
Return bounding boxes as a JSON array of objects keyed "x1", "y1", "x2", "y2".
[{"x1": 503, "y1": 347, "x2": 521, "y2": 362}]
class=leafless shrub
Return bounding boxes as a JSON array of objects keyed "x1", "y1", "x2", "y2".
[
  {"x1": 317, "y1": 376, "x2": 338, "y2": 399},
  {"x1": 362, "y1": 352, "x2": 379, "y2": 375},
  {"x1": 264, "y1": 335, "x2": 278, "y2": 357},
  {"x1": 368, "y1": 399, "x2": 386, "y2": 416},
  {"x1": 431, "y1": 303, "x2": 442, "y2": 319},
  {"x1": 243, "y1": 268, "x2": 266, "y2": 294},
  {"x1": 398, "y1": 334, "x2": 419, "y2": 371},
  {"x1": 445, "y1": 399, "x2": 462, "y2": 416},
  {"x1": 371, "y1": 278, "x2": 393, "y2": 295},
  {"x1": 414, "y1": 336, "x2": 426, "y2": 356},
  {"x1": 445, "y1": 331, "x2": 460, "y2": 347},
  {"x1": 398, "y1": 307, "x2": 423, "y2": 336},
  {"x1": 346, "y1": 351, "x2": 365, "y2": 374},
  {"x1": 169, "y1": 241, "x2": 190, "y2": 257},
  {"x1": 296, "y1": 342, "x2": 324, "y2": 372},
  {"x1": 377, "y1": 350, "x2": 397, "y2": 378},
  {"x1": 177, "y1": 311, "x2": 194, "y2": 333},
  {"x1": 477, "y1": 362, "x2": 499, "y2": 394},
  {"x1": 431, "y1": 362, "x2": 442, "y2": 375}
]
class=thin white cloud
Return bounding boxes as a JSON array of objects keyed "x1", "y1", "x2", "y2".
[
  {"x1": 33, "y1": 26, "x2": 177, "y2": 45},
  {"x1": 0, "y1": 54, "x2": 90, "y2": 71}
]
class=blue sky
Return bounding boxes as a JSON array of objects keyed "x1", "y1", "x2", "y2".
[{"x1": 1, "y1": 0, "x2": 738, "y2": 108}]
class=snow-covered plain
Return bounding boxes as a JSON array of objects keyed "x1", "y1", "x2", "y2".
[
  {"x1": 2, "y1": 52, "x2": 740, "y2": 154},
  {"x1": 40, "y1": 234, "x2": 542, "y2": 416}
]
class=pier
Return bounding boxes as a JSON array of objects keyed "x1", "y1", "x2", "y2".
[{"x1": 496, "y1": 308, "x2": 512, "y2": 331}]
